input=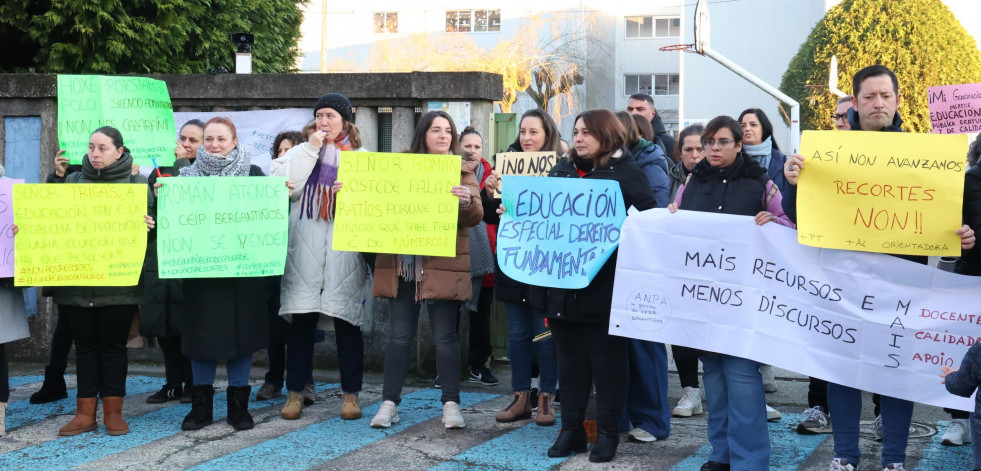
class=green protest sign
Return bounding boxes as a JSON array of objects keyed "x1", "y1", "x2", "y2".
[
  {"x1": 57, "y1": 75, "x2": 177, "y2": 167},
  {"x1": 156, "y1": 176, "x2": 289, "y2": 278}
]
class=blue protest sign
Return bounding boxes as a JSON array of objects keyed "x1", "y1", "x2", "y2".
[{"x1": 497, "y1": 176, "x2": 625, "y2": 289}]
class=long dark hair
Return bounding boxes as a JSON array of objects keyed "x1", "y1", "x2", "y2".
[
  {"x1": 568, "y1": 109, "x2": 627, "y2": 168},
  {"x1": 409, "y1": 110, "x2": 460, "y2": 155},
  {"x1": 738, "y1": 108, "x2": 780, "y2": 151},
  {"x1": 272, "y1": 131, "x2": 302, "y2": 159},
  {"x1": 615, "y1": 111, "x2": 641, "y2": 147},
  {"x1": 510, "y1": 109, "x2": 563, "y2": 154}
]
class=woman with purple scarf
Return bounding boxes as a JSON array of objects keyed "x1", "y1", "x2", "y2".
[{"x1": 273, "y1": 93, "x2": 370, "y2": 421}]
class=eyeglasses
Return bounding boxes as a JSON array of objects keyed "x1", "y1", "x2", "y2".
[
  {"x1": 831, "y1": 112, "x2": 848, "y2": 121},
  {"x1": 702, "y1": 138, "x2": 735, "y2": 148}
]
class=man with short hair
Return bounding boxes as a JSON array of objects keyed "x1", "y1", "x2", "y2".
[
  {"x1": 784, "y1": 64, "x2": 976, "y2": 471},
  {"x1": 834, "y1": 96, "x2": 853, "y2": 131},
  {"x1": 627, "y1": 93, "x2": 676, "y2": 162}
]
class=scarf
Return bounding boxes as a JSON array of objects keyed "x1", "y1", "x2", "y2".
[
  {"x1": 81, "y1": 152, "x2": 134, "y2": 181},
  {"x1": 299, "y1": 133, "x2": 353, "y2": 221},
  {"x1": 743, "y1": 136, "x2": 773, "y2": 170},
  {"x1": 180, "y1": 145, "x2": 251, "y2": 177},
  {"x1": 463, "y1": 160, "x2": 495, "y2": 312}
]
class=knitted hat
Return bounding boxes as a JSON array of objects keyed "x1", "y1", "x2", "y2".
[{"x1": 313, "y1": 93, "x2": 353, "y2": 122}]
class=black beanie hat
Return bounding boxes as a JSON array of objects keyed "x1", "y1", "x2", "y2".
[{"x1": 313, "y1": 93, "x2": 354, "y2": 122}]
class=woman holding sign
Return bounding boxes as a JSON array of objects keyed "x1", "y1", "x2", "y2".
[
  {"x1": 275, "y1": 93, "x2": 369, "y2": 421},
  {"x1": 1, "y1": 163, "x2": 30, "y2": 436},
  {"x1": 35, "y1": 126, "x2": 154, "y2": 437},
  {"x1": 667, "y1": 115, "x2": 793, "y2": 471},
  {"x1": 172, "y1": 117, "x2": 270, "y2": 432},
  {"x1": 369, "y1": 110, "x2": 483, "y2": 430},
  {"x1": 482, "y1": 109, "x2": 562, "y2": 426}
]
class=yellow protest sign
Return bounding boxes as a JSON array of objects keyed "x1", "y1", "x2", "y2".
[
  {"x1": 797, "y1": 130, "x2": 967, "y2": 256},
  {"x1": 13, "y1": 184, "x2": 148, "y2": 286},
  {"x1": 332, "y1": 152, "x2": 460, "y2": 257}
]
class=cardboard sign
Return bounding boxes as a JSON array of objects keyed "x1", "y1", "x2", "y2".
[
  {"x1": 13, "y1": 184, "x2": 148, "y2": 286},
  {"x1": 797, "y1": 130, "x2": 966, "y2": 256},
  {"x1": 497, "y1": 176, "x2": 625, "y2": 289},
  {"x1": 332, "y1": 152, "x2": 461, "y2": 257},
  {"x1": 0, "y1": 179, "x2": 24, "y2": 277},
  {"x1": 57, "y1": 75, "x2": 177, "y2": 167},
  {"x1": 493, "y1": 151, "x2": 557, "y2": 197},
  {"x1": 612, "y1": 209, "x2": 978, "y2": 411},
  {"x1": 156, "y1": 176, "x2": 289, "y2": 278},
  {"x1": 928, "y1": 83, "x2": 981, "y2": 134}
]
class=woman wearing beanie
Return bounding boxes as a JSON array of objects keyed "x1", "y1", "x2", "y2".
[
  {"x1": 32, "y1": 127, "x2": 154, "y2": 437},
  {"x1": 370, "y1": 110, "x2": 482, "y2": 430},
  {"x1": 273, "y1": 93, "x2": 369, "y2": 420},
  {"x1": 174, "y1": 117, "x2": 272, "y2": 432}
]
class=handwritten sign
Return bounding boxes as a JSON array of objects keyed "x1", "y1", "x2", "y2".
[
  {"x1": 57, "y1": 75, "x2": 177, "y2": 167},
  {"x1": 493, "y1": 151, "x2": 557, "y2": 197},
  {"x1": 332, "y1": 152, "x2": 460, "y2": 257},
  {"x1": 13, "y1": 184, "x2": 147, "y2": 286},
  {"x1": 497, "y1": 176, "x2": 624, "y2": 289},
  {"x1": 612, "y1": 209, "x2": 979, "y2": 411},
  {"x1": 797, "y1": 130, "x2": 966, "y2": 256},
  {"x1": 157, "y1": 176, "x2": 288, "y2": 278},
  {"x1": 928, "y1": 83, "x2": 981, "y2": 134},
  {"x1": 0, "y1": 179, "x2": 24, "y2": 277}
]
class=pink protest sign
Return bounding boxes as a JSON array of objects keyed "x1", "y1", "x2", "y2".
[
  {"x1": 928, "y1": 83, "x2": 981, "y2": 134},
  {"x1": 0, "y1": 179, "x2": 24, "y2": 277}
]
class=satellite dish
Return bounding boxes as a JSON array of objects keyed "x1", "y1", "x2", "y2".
[{"x1": 694, "y1": 0, "x2": 710, "y2": 53}]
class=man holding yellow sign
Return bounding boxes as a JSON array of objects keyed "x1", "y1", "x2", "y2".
[{"x1": 781, "y1": 65, "x2": 975, "y2": 471}]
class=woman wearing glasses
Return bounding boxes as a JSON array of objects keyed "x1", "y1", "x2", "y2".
[{"x1": 668, "y1": 116, "x2": 793, "y2": 471}]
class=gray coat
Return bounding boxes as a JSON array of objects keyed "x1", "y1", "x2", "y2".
[{"x1": 0, "y1": 286, "x2": 29, "y2": 344}]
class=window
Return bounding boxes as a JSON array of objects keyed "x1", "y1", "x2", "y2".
[
  {"x1": 625, "y1": 74, "x2": 679, "y2": 96},
  {"x1": 446, "y1": 10, "x2": 500, "y2": 32},
  {"x1": 625, "y1": 16, "x2": 680, "y2": 38},
  {"x1": 373, "y1": 12, "x2": 398, "y2": 33}
]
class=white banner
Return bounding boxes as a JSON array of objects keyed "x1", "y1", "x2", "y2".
[
  {"x1": 611, "y1": 209, "x2": 979, "y2": 411},
  {"x1": 172, "y1": 108, "x2": 312, "y2": 174}
]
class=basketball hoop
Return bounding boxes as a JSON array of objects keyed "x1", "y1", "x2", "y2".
[{"x1": 660, "y1": 43, "x2": 699, "y2": 54}]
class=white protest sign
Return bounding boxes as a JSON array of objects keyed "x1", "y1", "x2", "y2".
[
  {"x1": 172, "y1": 108, "x2": 312, "y2": 173},
  {"x1": 611, "y1": 209, "x2": 979, "y2": 411}
]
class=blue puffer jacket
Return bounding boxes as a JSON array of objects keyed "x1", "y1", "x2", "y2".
[{"x1": 629, "y1": 138, "x2": 671, "y2": 208}]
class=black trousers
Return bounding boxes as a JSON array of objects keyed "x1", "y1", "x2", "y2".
[
  {"x1": 48, "y1": 310, "x2": 74, "y2": 371},
  {"x1": 468, "y1": 286, "x2": 494, "y2": 369},
  {"x1": 550, "y1": 318, "x2": 629, "y2": 434},
  {"x1": 157, "y1": 336, "x2": 192, "y2": 387},
  {"x1": 264, "y1": 310, "x2": 291, "y2": 388},
  {"x1": 285, "y1": 313, "x2": 364, "y2": 394},
  {"x1": 672, "y1": 345, "x2": 701, "y2": 389},
  {"x1": 1, "y1": 343, "x2": 9, "y2": 402},
  {"x1": 60, "y1": 305, "x2": 136, "y2": 398},
  {"x1": 809, "y1": 376, "x2": 829, "y2": 411}
]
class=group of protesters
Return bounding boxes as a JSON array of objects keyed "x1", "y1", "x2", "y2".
[{"x1": 2, "y1": 64, "x2": 981, "y2": 471}]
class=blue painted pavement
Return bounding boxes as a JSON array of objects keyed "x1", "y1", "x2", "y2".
[
  {"x1": 428, "y1": 418, "x2": 567, "y2": 471},
  {"x1": 189, "y1": 389, "x2": 500, "y2": 471},
  {"x1": 7, "y1": 375, "x2": 44, "y2": 388},
  {"x1": 0, "y1": 381, "x2": 340, "y2": 470},
  {"x1": 918, "y1": 420, "x2": 974, "y2": 471},
  {"x1": 5, "y1": 375, "x2": 162, "y2": 430},
  {"x1": 669, "y1": 413, "x2": 828, "y2": 471}
]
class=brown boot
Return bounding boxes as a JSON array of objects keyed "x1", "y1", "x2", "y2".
[
  {"x1": 102, "y1": 397, "x2": 129, "y2": 436},
  {"x1": 495, "y1": 390, "x2": 532, "y2": 423},
  {"x1": 341, "y1": 393, "x2": 361, "y2": 420},
  {"x1": 281, "y1": 391, "x2": 303, "y2": 420},
  {"x1": 536, "y1": 392, "x2": 556, "y2": 426},
  {"x1": 58, "y1": 397, "x2": 98, "y2": 436}
]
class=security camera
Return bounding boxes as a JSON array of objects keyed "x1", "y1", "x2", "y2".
[{"x1": 231, "y1": 33, "x2": 254, "y2": 53}]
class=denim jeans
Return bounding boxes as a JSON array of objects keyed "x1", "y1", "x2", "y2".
[
  {"x1": 701, "y1": 354, "x2": 769, "y2": 469},
  {"x1": 619, "y1": 339, "x2": 671, "y2": 439},
  {"x1": 192, "y1": 354, "x2": 253, "y2": 387},
  {"x1": 505, "y1": 302, "x2": 557, "y2": 394},
  {"x1": 828, "y1": 383, "x2": 913, "y2": 467}
]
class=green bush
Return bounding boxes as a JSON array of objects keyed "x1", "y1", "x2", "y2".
[
  {"x1": 779, "y1": 0, "x2": 981, "y2": 133},
  {"x1": 0, "y1": 0, "x2": 308, "y2": 74}
]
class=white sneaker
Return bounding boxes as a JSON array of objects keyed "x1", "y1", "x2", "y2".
[
  {"x1": 873, "y1": 415, "x2": 883, "y2": 442},
  {"x1": 883, "y1": 464, "x2": 906, "y2": 471},
  {"x1": 0, "y1": 401, "x2": 6, "y2": 437},
  {"x1": 672, "y1": 387, "x2": 703, "y2": 417},
  {"x1": 942, "y1": 418, "x2": 972, "y2": 446},
  {"x1": 370, "y1": 400, "x2": 399, "y2": 428},
  {"x1": 442, "y1": 401, "x2": 465, "y2": 429},
  {"x1": 828, "y1": 458, "x2": 855, "y2": 471},
  {"x1": 760, "y1": 364, "x2": 778, "y2": 393},
  {"x1": 627, "y1": 427, "x2": 657, "y2": 442},
  {"x1": 766, "y1": 404, "x2": 782, "y2": 421}
]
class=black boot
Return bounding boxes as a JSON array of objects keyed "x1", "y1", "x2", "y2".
[
  {"x1": 588, "y1": 430, "x2": 620, "y2": 463},
  {"x1": 226, "y1": 385, "x2": 254, "y2": 431},
  {"x1": 700, "y1": 462, "x2": 731, "y2": 471},
  {"x1": 30, "y1": 366, "x2": 68, "y2": 404},
  {"x1": 547, "y1": 426, "x2": 588, "y2": 457},
  {"x1": 181, "y1": 385, "x2": 215, "y2": 431}
]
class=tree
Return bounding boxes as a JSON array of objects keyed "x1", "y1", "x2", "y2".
[
  {"x1": 0, "y1": 0, "x2": 307, "y2": 74},
  {"x1": 779, "y1": 0, "x2": 981, "y2": 133}
]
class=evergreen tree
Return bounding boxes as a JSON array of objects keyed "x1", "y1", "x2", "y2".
[
  {"x1": 0, "y1": 0, "x2": 307, "y2": 74},
  {"x1": 779, "y1": 0, "x2": 981, "y2": 133}
]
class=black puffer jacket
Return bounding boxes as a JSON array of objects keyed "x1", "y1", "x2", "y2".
[
  {"x1": 539, "y1": 153, "x2": 658, "y2": 324},
  {"x1": 679, "y1": 153, "x2": 773, "y2": 217},
  {"x1": 957, "y1": 165, "x2": 981, "y2": 276}
]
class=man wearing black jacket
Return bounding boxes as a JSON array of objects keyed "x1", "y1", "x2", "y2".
[{"x1": 626, "y1": 93, "x2": 677, "y2": 163}]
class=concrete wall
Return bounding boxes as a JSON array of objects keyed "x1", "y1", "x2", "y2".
[{"x1": 0, "y1": 72, "x2": 502, "y2": 373}]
